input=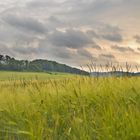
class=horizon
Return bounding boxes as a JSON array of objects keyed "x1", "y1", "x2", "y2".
[
  {"x1": 0, "y1": 54, "x2": 140, "y2": 73},
  {"x1": 0, "y1": 0, "x2": 140, "y2": 68}
]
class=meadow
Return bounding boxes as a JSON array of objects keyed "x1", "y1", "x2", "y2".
[{"x1": 0, "y1": 71, "x2": 140, "y2": 140}]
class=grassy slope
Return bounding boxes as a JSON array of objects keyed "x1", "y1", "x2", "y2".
[
  {"x1": 0, "y1": 71, "x2": 73, "y2": 81},
  {"x1": 0, "y1": 72, "x2": 140, "y2": 140}
]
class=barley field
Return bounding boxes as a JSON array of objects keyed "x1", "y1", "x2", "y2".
[{"x1": 0, "y1": 71, "x2": 140, "y2": 140}]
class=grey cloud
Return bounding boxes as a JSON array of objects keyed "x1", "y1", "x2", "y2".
[
  {"x1": 48, "y1": 16, "x2": 61, "y2": 25},
  {"x1": 97, "y1": 53, "x2": 117, "y2": 64},
  {"x1": 26, "y1": 0, "x2": 122, "y2": 28},
  {"x1": 86, "y1": 25, "x2": 123, "y2": 43},
  {"x1": 0, "y1": 19, "x2": 37, "y2": 43},
  {"x1": 0, "y1": 41, "x2": 40, "y2": 59},
  {"x1": 27, "y1": 0, "x2": 59, "y2": 8},
  {"x1": 61, "y1": 0, "x2": 115, "y2": 16},
  {"x1": 46, "y1": 16, "x2": 69, "y2": 30},
  {"x1": 134, "y1": 35, "x2": 140, "y2": 44},
  {"x1": 100, "y1": 25, "x2": 123, "y2": 42},
  {"x1": 111, "y1": 45, "x2": 135, "y2": 52},
  {"x1": 27, "y1": 0, "x2": 51, "y2": 8},
  {"x1": 86, "y1": 30, "x2": 99, "y2": 38},
  {"x1": 99, "y1": 54, "x2": 115, "y2": 59},
  {"x1": 2, "y1": 14, "x2": 47, "y2": 34},
  {"x1": 37, "y1": 40, "x2": 75, "y2": 60},
  {"x1": 89, "y1": 53, "x2": 117, "y2": 65},
  {"x1": 77, "y1": 49, "x2": 93, "y2": 59},
  {"x1": 14, "y1": 34, "x2": 39, "y2": 44},
  {"x1": 58, "y1": 0, "x2": 138, "y2": 26},
  {"x1": 101, "y1": 24, "x2": 121, "y2": 33},
  {"x1": 92, "y1": 44, "x2": 102, "y2": 50},
  {"x1": 48, "y1": 29, "x2": 93, "y2": 49},
  {"x1": 12, "y1": 45, "x2": 38, "y2": 55},
  {"x1": 0, "y1": 0, "x2": 140, "y2": 67},
  {"x1": 102, "y1": 33, "x2": 123, "y2": 42},
  {"x1": 0, "y1": 43, "x2": 14, "y2": 56},
  {"x1": 38, "y1": 40, "x2": 95, "y2": 65},
  {"x1": 51, "y1": 47, "x2": 74, "y2": 59},
  {"x1": 73, "y1": 0, "x2": 140, "y2": 20}
]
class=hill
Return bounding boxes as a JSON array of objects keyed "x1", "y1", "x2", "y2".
[
  {"x1": 0, "y1": 54, "x2": 89, "y2": 75},
  {"x1": 91, "y1": 71, "x2": 140, "y2": 77}
]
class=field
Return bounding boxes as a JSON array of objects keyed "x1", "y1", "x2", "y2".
[{"x1": 0, "y1": 71, "x2": 140, "y2": 140}]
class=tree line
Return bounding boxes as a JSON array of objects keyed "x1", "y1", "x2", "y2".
[{"x1": 0, "y1": 54, "x2": 89, "y2": 75}]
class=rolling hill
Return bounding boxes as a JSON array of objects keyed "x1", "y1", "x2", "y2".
[{"x1": 0, "y1": 54, "x2": 89, "y2": 75}]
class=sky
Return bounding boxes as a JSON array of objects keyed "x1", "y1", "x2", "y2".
[{"x1": 0, "y1": 0, "x2": 140, "y2": 69}]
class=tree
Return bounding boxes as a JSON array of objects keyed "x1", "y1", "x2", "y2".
[
  {"x1": 5, "y1": 55, "x2": 11, "y2": 61},
  {"x1": 0, "y1": 55, "x2": 4, "y2": 61}
]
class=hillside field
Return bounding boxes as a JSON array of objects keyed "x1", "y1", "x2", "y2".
[{"x1": 0, "y1": 71, "x2": 140, "y2": 140}]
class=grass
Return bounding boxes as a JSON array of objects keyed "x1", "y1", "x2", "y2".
[
  {"x1": 0, "y1": 71, "x2": 73, "y2": 81},
  {"x1": 0, "y1": 71, "x2": 140, "y2": 140}
]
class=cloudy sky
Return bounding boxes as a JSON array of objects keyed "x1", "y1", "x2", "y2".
[{"x1": 0, "y1": 0, "x2": 140, "y2": 68}]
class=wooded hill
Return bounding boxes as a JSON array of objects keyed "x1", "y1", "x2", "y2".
[{"x1": 0, "y1": 55, "x2": 89, "y2": 75}]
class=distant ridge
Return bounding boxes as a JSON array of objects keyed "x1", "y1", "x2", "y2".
[
  {"x1": 0, "y1": 54, "x2": 89, "y2": 75},
  {"x1": 91, "y1": 71, "x2": 140, "y2": 77}
]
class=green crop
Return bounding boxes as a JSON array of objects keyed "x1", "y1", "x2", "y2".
[{"x1": 0, "y1": 72, "x2": 140, "y2": 140}]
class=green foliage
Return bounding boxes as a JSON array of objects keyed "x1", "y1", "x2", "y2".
[
  {"x1": 0, "y1": 72, "x2": 140, "y2": 140},
  {"x1": 0, "y1": 55, "x2": 89, "y2": 75}
]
